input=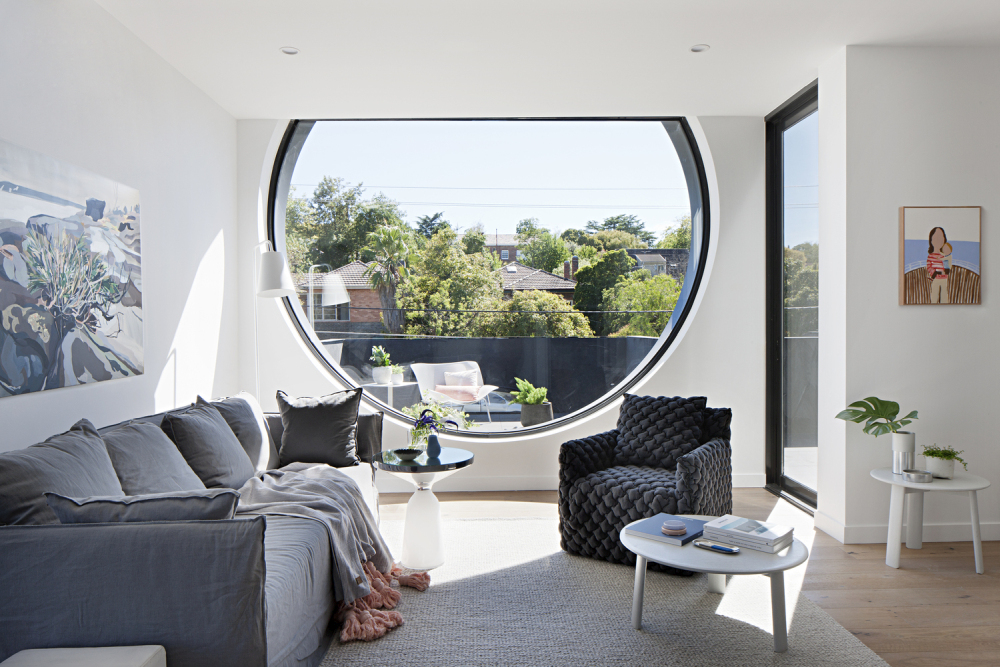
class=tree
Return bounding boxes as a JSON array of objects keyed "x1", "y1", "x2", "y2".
[
  {"x1": 461, "y1": 223, "x2": 487, "y2": 254},
  {"x1": 589, "y1": 229, "x2": 645, "y2": 251},
  {"x1": 520, "y1": 231, "x2": 571, "y2": 273},
  {"x1": 516, "y1": 217, "x2": 543, "y2": 240},
  {"x1": 284, "y1": 186, "x2": 320, "y2": 273},
  {"x1": 487, "y1": 291, "x2": 593, "y2": 338},
  {"x1": 398, "y1": 227, "x2": 504, "y2": 337},
  {"x1": 784, "y1": 242, "x2": 818, "y2": 336},
  {"x1": 572, "y1": 249, "x2": 636, "y2": 335},
  {"x1": 603, "y1": 274, "x2": 681, "y2": 337},
  {"x1": 585, "y1": 214, "x2": 655, "y2": 245},
  {"x1": 657, "y1": 216, "x2": 692, "y2": 249},
  {"x1": 364, "y1": 225, "x2": 410, "y2": 334},
  {"x1": 560, "y1": 228, "x2": 589, "y2": 246},
  {"x1": 416, "y1": 212, "x2": 449, "y2": 239}
]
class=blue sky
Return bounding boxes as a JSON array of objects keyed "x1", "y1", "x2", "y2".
[
  {"x1": 290, "y1": 120, "x2": 691, "y2": 239},
  {"x1": 782, "y1": 111, "x2": 819, "y2": 248}
]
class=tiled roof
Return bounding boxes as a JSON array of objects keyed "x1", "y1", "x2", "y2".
[
  {"x1": 295, "y1": 261, "x2": 373, "y2": 290},
  {"x1": 499, "y1": 262, "x2": 576, "y2": 292}
]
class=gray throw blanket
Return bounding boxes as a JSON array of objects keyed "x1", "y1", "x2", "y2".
[{"x1": 236, "y1": 462, "x2": 392, "y2": 603}]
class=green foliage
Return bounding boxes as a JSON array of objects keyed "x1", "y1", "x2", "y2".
[
  {"x1": 369, "y1": 345, "x2": 391, "y2": 367},
  {"x1": 656, "y1": 216, "x2": 692, "y2": 249},
  {"x1": 284, "y1": 187, "x2": 320, "y2": 273},
  {"x1": 835, "y1": 397, "x2": 918, "y2": 438},
  {"x1": 603, "y1": 274, "x2": 681, "y2": 337},
  {"x1": 585, "y1": 214, "x2": 655, "y2": 245},
  {"x1": 484, "y1": 290, "x2": 593, "y2": 338},
  {"x1": 402, "y1": 399, "x2": 474, "y2": 442},
  {"x1": 364, "y1": 225, "x2": 410, "y2": 333},
  {"x1": 590, "y1": 229, "x2": 645, "y2": 251},
  {"x1": 560, "y1": 228, "x2": 589, "y2": 246},
  {"x1": 516, "y1": 217, "x2": 543, "y2": 240},
  {"x1": 922, "y1": 444, "x2": 968, "y2": 469},
  {"x1": 573, "y1": 249, "x2": 636, "y2": 335},
  {"x1": 784, "y1": 242, "x2": 818, "y2": 337},
  {"x1": 511, "y1": 377, "x2": 548, "y2": 405},
  {"x1": 23, "y1": 229, "x2": 125, "y2": 333},
  {"x1": 416, "y1": 212, "x2": 449, "y2": 239},
  {"x1": 398, "y1": 227, "x2": 504, "y2": 337},
  {"x1": 461, "y1": 224, "x2": 487, "y2": 254},
  {"x1": 390, "y1": 364, "x2": 404, "y2": 375},
  {"x1": 520, "y1": 231, "x2": 571, "y2": 273}
]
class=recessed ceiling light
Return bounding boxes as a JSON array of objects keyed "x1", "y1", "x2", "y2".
[
  {"x1": 280, "y1": 46, "x2": 300, "y2": 56},
  {"x1": 690, "y1": 44, "x2": 710, "y2": 53}
]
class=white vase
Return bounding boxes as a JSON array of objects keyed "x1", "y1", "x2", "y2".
[
  {"x1": 391, "y1": 373, "x2": 404, "y2": 385},
  {"x1": 372, "y1": 366, "x2": 392, "y2": 384},
  {"x1": 924, "y1": 456, "x2": 955, "y2": 479},
  {"x1": 891, "y1": 431, "x2": 916, "y2": 474}
]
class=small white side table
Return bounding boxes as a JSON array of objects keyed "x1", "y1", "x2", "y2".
[
  {"x1": 621, "y1": 515, "x2": 809, "y2": 653},
  {"x1": 870, "y1": 467, "x2": 991, "y2": 574}
]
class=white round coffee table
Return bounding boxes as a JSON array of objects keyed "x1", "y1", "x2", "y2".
[
  {"x1": 870, "y1": 467, "x2": 991, "y2": 573},
  {"x1": 621, "y1": 515, "x2": 809, "y2": 653}
]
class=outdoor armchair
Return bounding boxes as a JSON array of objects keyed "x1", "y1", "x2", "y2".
[{"x1": 410, "y1": 361, "x2": 501, "y2": 421}]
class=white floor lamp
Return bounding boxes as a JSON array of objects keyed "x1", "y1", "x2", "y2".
[{"x1": 253, "y1": 241, "x2": 295, "y2": 402}]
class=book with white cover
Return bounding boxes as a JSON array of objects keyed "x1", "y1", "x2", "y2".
[
  {"x1": 702, "y1": 531, "x2": 794, "y2": 554},
  {"x1": 703, "y1": 515, "x2": 793, "y2": 546}
]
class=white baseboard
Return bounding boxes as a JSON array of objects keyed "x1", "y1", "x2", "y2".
[
  {"x1": 814, "y1": 510, "x2": 846, "y2": 543},
  {"x1": 732, "y1": 473, "x2": 766, "y2": 488},
  {"x1": 843, "y1": 521, "x2": 1000, "y2": 544}
]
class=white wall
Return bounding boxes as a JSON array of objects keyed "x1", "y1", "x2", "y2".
[
  {"x1": 817, "y1": 46, "x2": 1000, "y2": 542},
  {"x1": 236, "y1": 116, "x2": 766, "y2": 493},
  {"x1": 0, "y1": 1, "x2": 238, "y2": 451}
]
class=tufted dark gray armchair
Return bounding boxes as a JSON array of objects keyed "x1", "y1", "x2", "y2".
[{"x1": 558, "y1": 395, "x2": 733, "y2": 571}]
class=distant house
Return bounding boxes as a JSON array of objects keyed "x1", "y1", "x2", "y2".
[
  {"x1": 295, "y1": 261, "x2": 381, "y2": 324},
  {"x1": 625, "y1": 248, "x2": 690, "y2": 282},
  {"x1": 498, "y1": 262, "x2": 577, "y2": 302},
  {"x1": 458, "y1": 232, "x2": 521, "y2": 263}
]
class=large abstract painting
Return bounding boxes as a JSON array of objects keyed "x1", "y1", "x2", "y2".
[
  {"x1": 899, "y1": 206, "x2": 981, "y2": 305},
  {"x1": 0, "y1": 138, "x2": 142, "y2": 397}
]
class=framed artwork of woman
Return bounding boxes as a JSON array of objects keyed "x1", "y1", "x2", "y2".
[{"x1": 899, "y1": 206, "x2": 981, "y2": 305}]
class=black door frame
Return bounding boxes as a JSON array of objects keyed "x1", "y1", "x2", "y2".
[{"x1": 765, "y1": 81, "x2": 819, "y2": 510}]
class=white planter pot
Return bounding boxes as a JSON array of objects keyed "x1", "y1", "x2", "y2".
[
  {"x1": 391, "y1": 373, "x2": 404, "y2": 385},
  {"x1": 924, "y1": 456, "x2": 955, "y2": 479},
  {"x1": 372, "y1": 366, "x2": 392, "y2": 384},
  {"x1": 891, "y1": 431, "x2": 916, "y2": 474}
]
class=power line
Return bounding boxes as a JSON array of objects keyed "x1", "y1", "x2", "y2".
[
  {"x1": 288, "y1": 197, "x2": 688, "y2": 210},
  {"x1": 291, "y1": 184, "x2": 689, "y2": 192}
]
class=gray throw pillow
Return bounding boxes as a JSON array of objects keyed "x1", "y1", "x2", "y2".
[
  {"x1": 276, "y1": 388, "x2": 363, "y2": 468},
  {"x1": 161, "y1": 402, "x2": 256, "y2": 489},
  {"x1": 200, "y1": 394, "x2": 278, "y2": 473},
  {"x1": 102, "y1": 421, "x2": 206, "y2": 495},
  {"x1": 0, "y1": 419, "x2": 124, "y2": 525},
  {"x1": 356, "y1": 412, "x2": 384, "y2": 463},
  {"x1": 45, "y1": 489, "x2": 239, "y2": 524}
]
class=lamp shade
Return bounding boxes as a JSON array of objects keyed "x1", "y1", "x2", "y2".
[
  {"x1": 321, "y1": 273, "x2": 350, "y2": 306},
  {"x1": 257, "y1": 250, "x2": 296, "y2": 298}
]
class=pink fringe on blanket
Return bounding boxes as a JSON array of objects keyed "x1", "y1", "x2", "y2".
[{"x1": 335, "y1": 562, "x2": 431, "y2": 642}]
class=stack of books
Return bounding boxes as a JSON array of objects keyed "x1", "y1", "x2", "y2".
[
  {"x1": 703, "y1": 515, "x2": 794, "y2": 554},
  {"x1": 623, "y1": 513, "x2": 708, "y2": 546}
]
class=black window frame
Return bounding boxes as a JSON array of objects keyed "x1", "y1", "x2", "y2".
[
  {"x1": 765, "y1": 82, "x2": 819, "y2": 510},
  {"x1": 267, "y1": 117, "x2": 712, "y2": 438}
]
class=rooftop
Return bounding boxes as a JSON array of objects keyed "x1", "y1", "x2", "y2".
[
  {"x1": 498, "y1": 262, "x2": 577, "y2": 292},
  {"x1": 295, "y1": 261, "x2": 373, "y2": 290}
]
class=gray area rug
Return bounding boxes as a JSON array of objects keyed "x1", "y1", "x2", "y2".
[{"x1": 323, "y1": 518, "x2": 886, "y2": 667}]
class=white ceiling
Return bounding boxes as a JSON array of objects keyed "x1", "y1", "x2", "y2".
[{"x1": 95, "y1": 0, "x2": 1000, "y2": 119}]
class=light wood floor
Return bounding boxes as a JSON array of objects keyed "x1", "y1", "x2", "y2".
[{"x1": 380, "y1": 488, "x2": 998, "y2": 666}]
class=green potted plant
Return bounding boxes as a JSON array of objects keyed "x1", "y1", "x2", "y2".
[
  {"x1": 512, "y1": 378, "x2": 552, "y2": 427},
  {"x1": 835, "y1": 397, "x2": 918, "y2": 474},
  {"x1": 402, "y1": 399, "x2": 474, "y2": 447},
  {"x1": 921, "y1": 444, "x2": 967, "y2": 480},
  {"x1": 369, "y1": 345, "x2": 392, "y2": 384},
  {"x1": 390, "y1": 364, "x2": 405, "y2": 385}
]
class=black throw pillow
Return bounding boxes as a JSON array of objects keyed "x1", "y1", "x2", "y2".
[
  {"x1": 276, "y1": 388, "x2": 363, "y2": 468},
  {"x1": 161, "y1": 402, "x2": 256, "y2": 489},
  {"x1": 102, "y1": 421, "x2": 206, "y2": 495},
  {"x1": 615, "y1": 395, "x2": 706, "y2": 470},
  {"x1": 0, "y1": 419, "x2": 124, "y2": 525}
]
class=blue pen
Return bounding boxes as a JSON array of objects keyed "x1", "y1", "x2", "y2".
[{"x1": 694, "y1": 539, "x2": 740, "y2": 554}]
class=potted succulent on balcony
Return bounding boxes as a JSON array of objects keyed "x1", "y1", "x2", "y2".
[
  {"x1": 835, "y1": 397, "x2": 918, "y2": 474},
  {"x1": 921, "y1": 444, "x2": 967, "y2": 479},
  {"x1": 390, "y1": 364, "x2": 405, "y2": 385},
  {"x1": 370, "y1": 345, "x2": 392, "y2": 384},
  {"x1": 513, "y1": 378, "x2": 552, "y2": 427}
]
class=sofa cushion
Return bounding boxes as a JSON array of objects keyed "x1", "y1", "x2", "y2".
[
  {"x1": 266, "y1": 411, "x2": 384, "y2": 464},
  {"x1": 161, "y1": 402, "x2": 256, "y2": 489},
  {"x1": 0, "y1": 419, "x2": 124, "y2": 525},
  {"x1": 45, "y1": 489, "x2": 240, "y2": 524},
  {"x1": 275, "y1": 388, "x2": 363, "y2": 468},
  {"x1": 200, "y1": 393, "x2": 279, "y2": 473},
  {"x1": 101, "y1": 421, "x2": 206, "y2": 495},
  {"x1": 615, "y1": 395, "x2": 706, "y2": 470}
]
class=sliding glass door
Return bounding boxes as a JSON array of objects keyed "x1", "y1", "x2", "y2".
[{"x1": 766, "y1": 83, "x2": 818, "y2": 508}]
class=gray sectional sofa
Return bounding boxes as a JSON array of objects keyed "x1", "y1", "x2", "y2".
[{"x1": 0, "y1": 396, "x2": 384, "y2": 667}]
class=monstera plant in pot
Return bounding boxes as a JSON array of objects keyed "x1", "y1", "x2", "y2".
[{"x1": 835, "y1": 397, "x2": 918, "y2": 474}]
